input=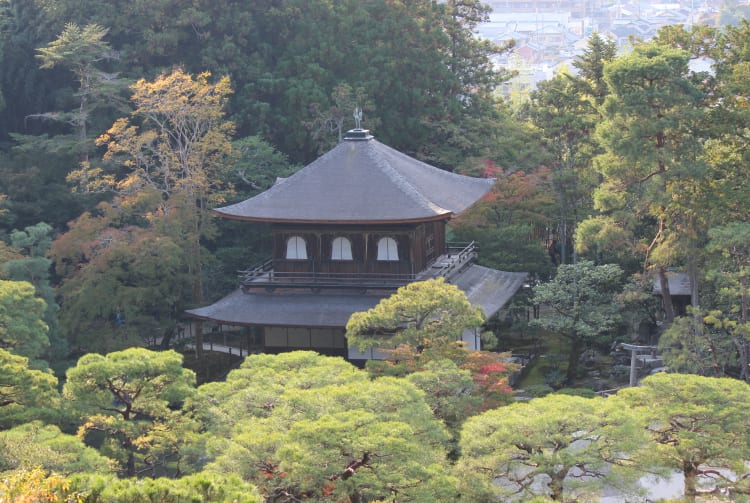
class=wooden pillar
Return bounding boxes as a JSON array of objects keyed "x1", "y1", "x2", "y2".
[{"x1": 629, "y1": 347, "x2": 638, "y2": 387}]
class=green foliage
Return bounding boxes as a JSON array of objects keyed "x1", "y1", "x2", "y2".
[
  {"x1": 554, "y1": 387, "x2": 597, "y2": 398},
  {"x1": 36, "y1": 23, "x2": 111, "y2": 72},
  {"x1": 0, "y1": 348, "x2": 59, "y2": 428},
  {"x1": 346, "y1": 278, "x2": 485, "y2": 352},
  {"x1": 543, "y1": 367, "x2": 567, "y2": 389},
  {"x1": 522, "y1": 69, "x2": 602, "y2": 265},
  {"x1": 0, "y1": 145, "x2": 93, "y2": 232},
  {"x1": 348, "y1": 280, "x2": 516, "y2": 419},
  {"x1": 7, "y1": 221, "x2": 52, "y2": 257},
  {"x1": 2, "y1": 222, "x2": 66, "y2": 371},
  {"x1": 23, "y1": 21, "x2": 131, "y2": 226},
  {"x1": 452, "y1": 165, "x2": 556, "y2": 278},
  {"x1": 34, "y1": 22, "x2": 129, "y2": 155},
  {"x1": 0, "y1": 0, "x2": 65, "y2": 138},
  {"x1": 304, "y1": 82, "x2": 379, "y2": 154},
  {"x1": 228, "y1": 135, "x2": 299, "y2": 200},
  {"x1": 0, "y1": 421, "x2": 113, "y2": 474},
  {"x1": 588, "y1": 39, "x2": 707, "y2": 325},
  {"x1": 658, "y1": 312, "x2": 736, "y2": 377},
  {"x1": 193, "y1": 351, "x2": 366, "y2": 433},
  {"x1": 405, "y1": 359, "x2": 480, "y2": 431},
  {"x1": 659, "y1": 220, "x2": 750, "y2": 381},
  {"x1": 703, "y1": 222, "x2": 750, "y2": 380},
  {"x1": 5, "y1": 8, "x2": 750, "y2": 500},
  {"x1": 63, "y1": 348, "x2": 197, "y2": 477},
  {"x1": 455, "y1": 223, "x2": 552, "y2": 277},
  {"x1": 211, "y1": 0, "x2": 510, "y2": 166},
  {"x1": 1, "y1": 0, "x2": 516, "y2": 169},
  {"x1": 533, "y1": 261, "x2": 625, "y2": 383},
  {"x1": 70, "y1": 472, "x2": 261, "y2": 503},
  {"x1": 51, "y1": 200, "x2": 189, "y2": 354},
  {"x1": 575, "y1": 215, "x2": 639, "y2": 269},
  {"x1": 617, "y1": 373, "x2": 750, "y2": 499},
  {"x1": 0, "y1": 279, "x2": 48, "y2": 361},
  {"x1": 456, "y1": 394, "x2": 646, "y2": 501},
  {"x1": 196, "y1": 351, "x2": 456, "y2": 502},
  {"x1": 523, "y1": 384, "x2": 554, "y2": 397},
  {"x1": 572, "y1": 32, "x2": 617, "y2": 106}
]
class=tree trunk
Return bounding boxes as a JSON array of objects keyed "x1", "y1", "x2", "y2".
[
  {"x1": 732, "y1": 335, "x2": 749, "y2": 382},
  {"x1": 688, "y1": 252, "x2": 700, "y2": 311},
  {"x1": 565, "y1": 336, "x2": 583, "y2": 385},
  {"x1": 191, "y1": 205, "x2": 205, "y2": 358},
  {"x1": 740, "y1": 278, "x2": 749, "y2": 382},
  {"x1": 644, "y1": 219, "x2": 675, "y2": 323},
  {"x1": 549, "y1": 470, "x2": 566, "y2": 500},
  {"x1": 658, "y1": 266, "x2": 675, "y2": 324},
  {"x1": 126, "y1": 449, "x2": 136, "y2": 478},
  {"x1": 683, "y1": 461, "x2": 698, "y2": 503}
]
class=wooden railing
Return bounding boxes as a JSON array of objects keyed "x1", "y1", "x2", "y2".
[
  {"x1": 238, "y1": 258, "x2": 273, "y2": 284},
  {"x1": 241, "y1": 270, "x2": 415, "y2": 291},
  {"x1": 428, "y1": 241, "x2": 478, "y2": 279}
]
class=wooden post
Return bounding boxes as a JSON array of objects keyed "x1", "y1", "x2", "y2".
[{"x1": 621, "y1": 343, "x2": 659, "y2": 387}]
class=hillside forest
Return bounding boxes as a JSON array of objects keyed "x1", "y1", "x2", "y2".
[{"x1": 2, "y1": 0, "x2": 750, "y2": 501}]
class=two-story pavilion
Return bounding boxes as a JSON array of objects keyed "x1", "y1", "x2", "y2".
[{"x1": 186, "y1": 128, "x2": 527, "y2": 361}]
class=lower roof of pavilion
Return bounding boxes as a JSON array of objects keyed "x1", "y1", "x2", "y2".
[{"x1": 186, "y1": 264, "x2": 527, "y2": 328}]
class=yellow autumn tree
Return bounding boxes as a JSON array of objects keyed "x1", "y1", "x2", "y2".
[
  {"x1": 70, "y1": 69, "x2": 235, "y2": 355},
  {"x1": 89, "y1": 69, "x2": 234, "y2": 204},
  {"x1": 0, "y1": 467, "x2": 78, "y2": 503}
]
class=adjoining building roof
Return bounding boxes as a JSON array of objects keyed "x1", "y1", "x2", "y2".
[
  {"x1": 652, "y1": 271, "x2": 692, "y2": 297},
  {"x1": 185, "y1": 264, "x2": 527, "y2": 328},
  {"x1": 214, "y1": 130, "x2": 495, "y2": 224},
  {"x1": 452, "y1": 265, "x2": 528, "y2": 318}
]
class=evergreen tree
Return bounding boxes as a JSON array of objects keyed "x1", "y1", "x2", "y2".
[{"x1": 587, "y1": 42, "x2": 706, "y2": 322}]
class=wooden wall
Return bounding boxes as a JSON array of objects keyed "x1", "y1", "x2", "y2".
[{"x1": 270, "y1": 221, "x2": 448, "y2": 276}]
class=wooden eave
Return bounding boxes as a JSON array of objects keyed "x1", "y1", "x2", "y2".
[{"x1": 211, "y1": 210, "x2": 453, "y2": 226}]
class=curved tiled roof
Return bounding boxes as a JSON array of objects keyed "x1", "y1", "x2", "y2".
[
  {"x1": 185, "y1": 265, "x2": 527, "y2": 328},
  {"x1": 185, "y1": 289, "x2": 385, "y2": 328},
  {"x1": 215, "y1": 131, "x2": 495, "y2": 224}
]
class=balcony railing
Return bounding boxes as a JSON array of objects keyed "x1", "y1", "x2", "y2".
[
  {"x1": 427, "y1": 241, "x2": 478, "y2": 279},
  {"x1": 240, "y1": 270, "x2": 416, "y2": 291}
]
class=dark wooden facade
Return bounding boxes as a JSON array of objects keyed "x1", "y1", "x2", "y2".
[{"x1": 271, "y1": 221, "x2": 446, "y2": 277}]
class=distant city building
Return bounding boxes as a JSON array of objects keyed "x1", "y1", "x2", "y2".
[
  {"x1": 488, "y1": 0, "x2": 608, "y2": 18},
  {"x1": 481, "y1": 0, "x2": 722, "y2": 96}
]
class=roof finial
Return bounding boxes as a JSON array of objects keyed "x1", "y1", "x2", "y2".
[{"x1": 353, "y1": 106, "x2": 363, "y2": 129}]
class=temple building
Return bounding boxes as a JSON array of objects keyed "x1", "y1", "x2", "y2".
[{"x1": 186, "y1": 128, "x2": 527, "y2": 362}]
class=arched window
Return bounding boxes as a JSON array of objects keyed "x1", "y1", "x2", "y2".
[
  {"x1": 286, "y1": 236, "x2": 307, "y2": 259},
  {"x1": 331, "y1": 237, "x2": 353, "y2": 260},
  {"x1": 377, "y1": 237, "x2": 399, "y2": 261}
]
